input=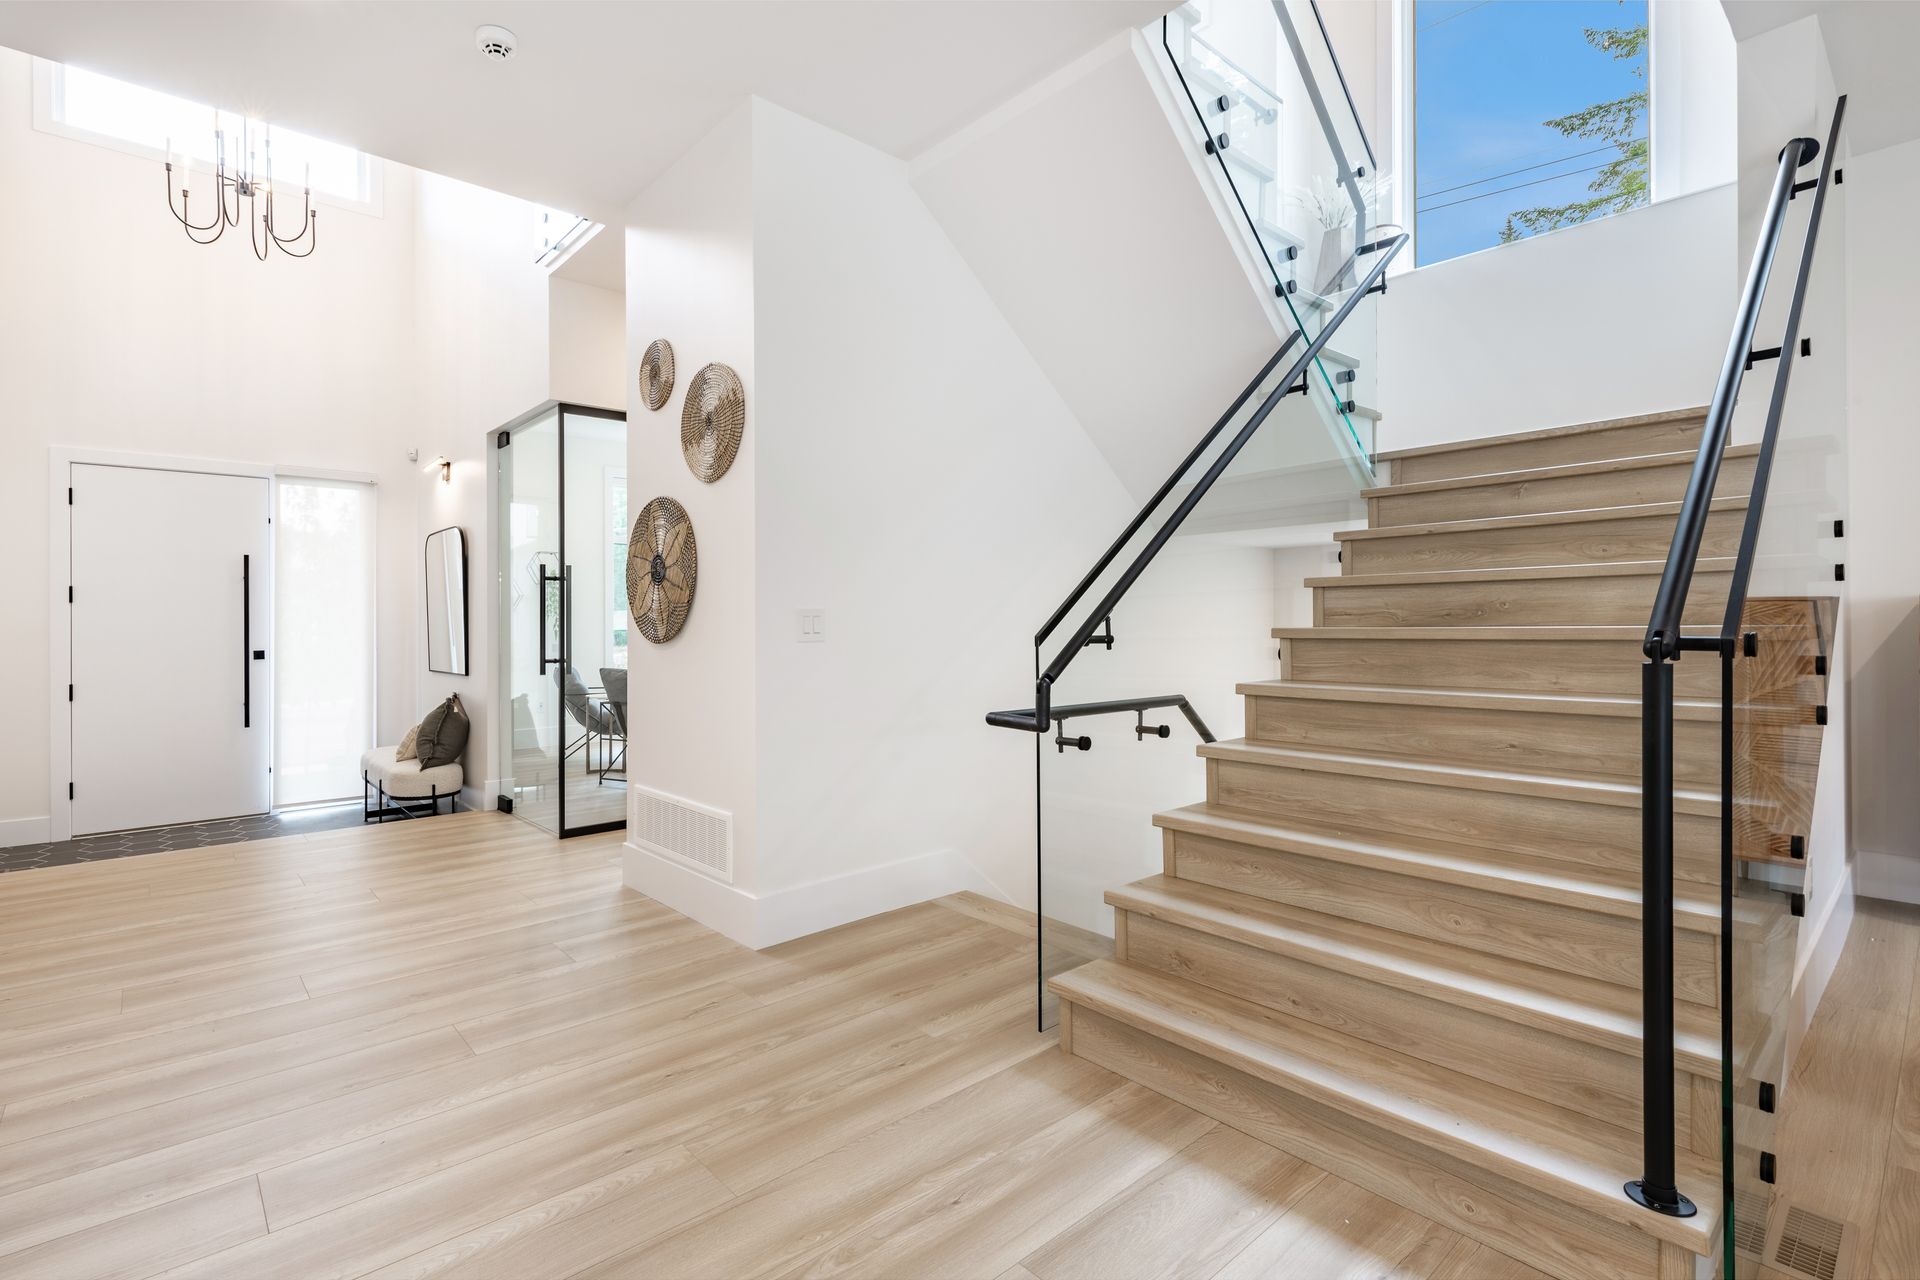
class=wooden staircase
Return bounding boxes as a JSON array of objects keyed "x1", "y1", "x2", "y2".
[{"x1": 1050, "y1": 407, "x2": 1790, "y2": 1280}]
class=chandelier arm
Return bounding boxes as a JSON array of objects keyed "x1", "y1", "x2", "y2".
[
  {"x1": 266, "y1": 186, "x2": 313, "y2": 246},
  {"x1": 166, "y1": 166, "x2": 224, "y2": 236},
  {"x1": 220, "y1": 167, "x2": 241, "y2": 228},
  {"x1": 274, "y1": 210, "x2": 318, "y2": 257},
  {"x1": 249, "y1": 186, "x2": 270, "y2": 261}
]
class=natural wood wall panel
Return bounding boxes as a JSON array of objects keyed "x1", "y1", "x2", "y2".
[
  {"x1": 1379, "y1": 410, "x2": 1706, "y2": 485},
  {"x1": 1337, "y1": 502, "x2": 1745, "y2": 576}
]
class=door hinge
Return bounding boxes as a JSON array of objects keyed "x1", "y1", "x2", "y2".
[
  {"x1": 67, "y1": 487, "x2": 73, "y2": 505},
  {"x1": 68, "y1": 782, "x2": 74, "y2": 800},
  {"x1": 497, "y1": 430, "x2": 512, "y2": 449},
  {"x1": 67, "y1": 684, "x2": 72, "y2": 702},
  {"x1": 67, "y1": 586, "x2": 73, "y2": 604}
]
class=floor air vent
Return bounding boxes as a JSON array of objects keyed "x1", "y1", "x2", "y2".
[
  {"x1": 631, "y1": 786, "x2": 734, "y2": 883},
  {"x1": 1732, "y1": 1188, "x2": 1769, "y2": 1257},
  {"x1": 1769, "y1": 1204, "x2": 1852, "y2": 1280}
]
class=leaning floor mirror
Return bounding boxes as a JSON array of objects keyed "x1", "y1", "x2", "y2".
[{"x1": 425, "y1": 526, "x2": 469, "y2": 675}]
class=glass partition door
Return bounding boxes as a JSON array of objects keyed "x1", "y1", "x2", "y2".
[{"x1": 496, "y1": 402, "x2": 628, "y2": 837}]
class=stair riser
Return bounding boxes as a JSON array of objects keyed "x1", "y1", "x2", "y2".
[
  {"x1": 1388, "y1": 418, "x2": 1706, "y2": 486},
  {"x1": 1208, "y1": 756, "x2": 1719, "y2": 886},
  {"x1": 1370, "y1": 453, "x2": 1754, "y2": 527},
  {"x1": 1064, "y1": 1005, "x2": 1693, "y2": 1280},
  {"x1": 1166, "y1": 829, "x2": 1718, "y2": 1005},
  {"x1": 1341, "y1": 508, "x2": 1744, "y2": 576},
  {"x1": 1119, "y1": 910, "x2": 1710, "y2": 1140},
  {"x1": 1281, "y1": 636, "x2": 1724, "y2": 698},
  {"x1": 1244, "y1": 696, "x2": 1721, "y2": 787},
  {"x1": 1316, "y1": 571, "x2": 1731, "y2": 627}
]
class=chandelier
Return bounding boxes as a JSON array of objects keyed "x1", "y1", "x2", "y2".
[{"x1": 164, "y1": 119, "x2": 316, "y2": 261}]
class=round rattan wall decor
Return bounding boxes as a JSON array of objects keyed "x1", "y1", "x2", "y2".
[
  {"x1": 639, "y1": 340, "x2": 675, "y2": 412},
  {"x1": 627, "y1": 497, "x2": 698, "y2": 644},
  {"x1": 680, "y1": 362, "x2": 745, "y2": 483}
]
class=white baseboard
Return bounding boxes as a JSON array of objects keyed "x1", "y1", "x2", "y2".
[
  {"x1": 1854, "y1": 848, "x2": 1920, "y2": 905},
  {"x1": 622, "y1": 842, "x2": 1003, "y2": 950},
  {"x1": 1789, "y1": 854, "x2": 1856, "y2": 1054},
  {"x1": 459, "y1": 779, "x2": 502, "y2": 814},
  {"x1": 0, "y1": 816, "x2": 51, "y2": 849}
]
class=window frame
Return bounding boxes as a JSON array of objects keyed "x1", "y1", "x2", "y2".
[{"x1": 31, "y1": 58, "x2": 385, "y2": 218}]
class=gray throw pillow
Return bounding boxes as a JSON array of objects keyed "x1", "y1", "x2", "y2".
[{"x1": 415, "y1": 695, "x2": 470, "y2": 769}]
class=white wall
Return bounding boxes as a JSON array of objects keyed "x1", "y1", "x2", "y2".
[
  {"x1": 0, "y1": 44, "x2": 553, "y2": 840},
  {"x1": 1651, "y1": 0, "x2": 1739, "y2": 202},
  {"x1": 411, "y1": 171, "x2": 554, "y2": 806},
  {"x1": 752, "y1": 98, "x2": 1159, "y2": 938},
  {"x1": 1376, "y1": 182, "x2": 1736, "y2": 450},
  {"x1": 549, "y1": 278, "x2": 627, "y2": 410},
  {"x1": 1838, "y1": 133, "x2": 1920, "y2": 905},
  {"x1": 622, "y1": 97, "x2": 1182, "y2": 947},
  {"x1": 622, "y1": 102, "x2": 763, "y2": 924}
]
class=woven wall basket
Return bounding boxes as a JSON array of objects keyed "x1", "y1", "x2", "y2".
[
  {"x1": 680, "y1": 362, "x2": 745, "y2": 483},
  {"x1": 639, "y1": 339, "x2": 675, "y2": 412},
  {"x1": 627, "y1": 496, "x2": 697, "y2": 644}
]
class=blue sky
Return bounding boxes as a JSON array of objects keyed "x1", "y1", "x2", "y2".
[{"x1": 1415, "y1": 0, "x2": 1649, "y2": 264}]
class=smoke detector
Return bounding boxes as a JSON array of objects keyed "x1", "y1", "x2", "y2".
[{"x1": 474, "y1": 25, "x2": 518, "y2": 62}]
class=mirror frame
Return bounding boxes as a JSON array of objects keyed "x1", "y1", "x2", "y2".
[{"x1": 424, "y1": 525, "x2": 469, "y2": 676}]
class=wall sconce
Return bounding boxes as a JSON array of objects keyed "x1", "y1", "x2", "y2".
[{"x1": 422, "y1": 455, "x2": 451, "y2": 484}]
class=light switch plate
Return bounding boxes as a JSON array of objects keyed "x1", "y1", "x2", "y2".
[{"x1": 797, "y1": 609, "x2": 826, "y2": 643}]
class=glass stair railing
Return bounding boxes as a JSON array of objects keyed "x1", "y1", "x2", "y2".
[
  {"x1": 986, "y1": 0, "x2": 1405, "y2": 1030},
  {"x1": 1156, "y1": 0, "x2": 1391, "y2": 475}
]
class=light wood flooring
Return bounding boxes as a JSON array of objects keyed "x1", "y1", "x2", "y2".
[
  {"x1": 0, "y1": 809, "x2": 1906, "y2": 1279},
  {"x1": 1766, "y1": 896, "x2": 1920, "y2": 1280}
]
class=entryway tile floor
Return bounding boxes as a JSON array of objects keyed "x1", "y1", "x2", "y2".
[{"x1": 0, "y1": 802, "x2": 370, "y2": 874}]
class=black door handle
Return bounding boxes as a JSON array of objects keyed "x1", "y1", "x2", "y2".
[
  {"x1": 537, "y1": 563, "x2": 562, "y2": 671},
  {"x1": 242, "y1": 554, "x2": 252, "y2": 728}
]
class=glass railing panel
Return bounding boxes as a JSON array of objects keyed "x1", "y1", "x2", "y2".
[
  {"x1": 1033, "y1": 373, "x2": 1370, "y2": 1027},
  {"x1": 1723, "y1": 98, "x2": 1849, "y2": 1279},
  {"x1": 1156, "y1": 0, "x2": 1385, "y2": 476}
]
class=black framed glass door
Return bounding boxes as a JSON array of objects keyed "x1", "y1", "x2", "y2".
[{"x1": 496, "y1": 402, "x2": 628, "y2": 837}]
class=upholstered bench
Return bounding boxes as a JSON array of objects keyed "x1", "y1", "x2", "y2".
[{"x1": 361, "y1": 746, "x2": 462, "y2": 822}]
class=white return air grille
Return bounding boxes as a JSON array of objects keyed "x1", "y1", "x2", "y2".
[{"x1": 631, "y1": 785, "x2": 734, "y2": 883}]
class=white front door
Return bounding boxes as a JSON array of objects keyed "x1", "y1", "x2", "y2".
[{"x1": 69, "y1": 464, "x2": 272, "y2": 835}]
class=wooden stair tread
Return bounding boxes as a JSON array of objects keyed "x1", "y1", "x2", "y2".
[
  {"x1": 1305, "y1": 558, "x2": 1736, "y2": 589},
  {"x1": 1197, "y1": 738, "x2": 1722, "y2": 814},
  {"x1": 1277, "y1": 624, "x2": 1658, "y2": 640},
  {"x1": 1333, "y1": 496, "x2": 1748, "y2": 542},
  {"x1": 1050, "y1": 959, "x2": 1719, "y2": 1256},
  {"x1": 1366, "y1": 444, "x2": 1759, "y2": 500},
  {"x1": 1375, "y1": 407, "x2": 1709, "y2": 463},
  {"x1": 1153, "y1": 802, "x2": 1720, "y2": 933},
  {"x1": 1107, "y1": 874, "x2": 1721, "y2": 1076},
  {"x1": 1236, "y1": 679, "x2": 1723, "y2": 721}
]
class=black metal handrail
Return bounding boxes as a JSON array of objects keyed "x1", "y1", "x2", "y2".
[
  {"x1": 987, "y1": 232, "x2": 1407, "y2": 737},
  {"x1": 1630, "y1": 95, "x2": 1844, "y2": 1222},
  {"x1": 987, "y1": 694, "x2": 1217, "y2": 747}
]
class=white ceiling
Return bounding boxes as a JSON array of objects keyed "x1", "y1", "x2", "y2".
[
  {"x1": 1721, "y1": 0, "x2": 1920, "y2": 154},
  {"x1": 0, "y1": 1, "x2": 1166, "y2": 221}
]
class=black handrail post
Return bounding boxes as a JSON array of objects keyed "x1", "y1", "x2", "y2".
[{"x1": 1626, "y1": 656, "x2": 1696, "y2": 1218}]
